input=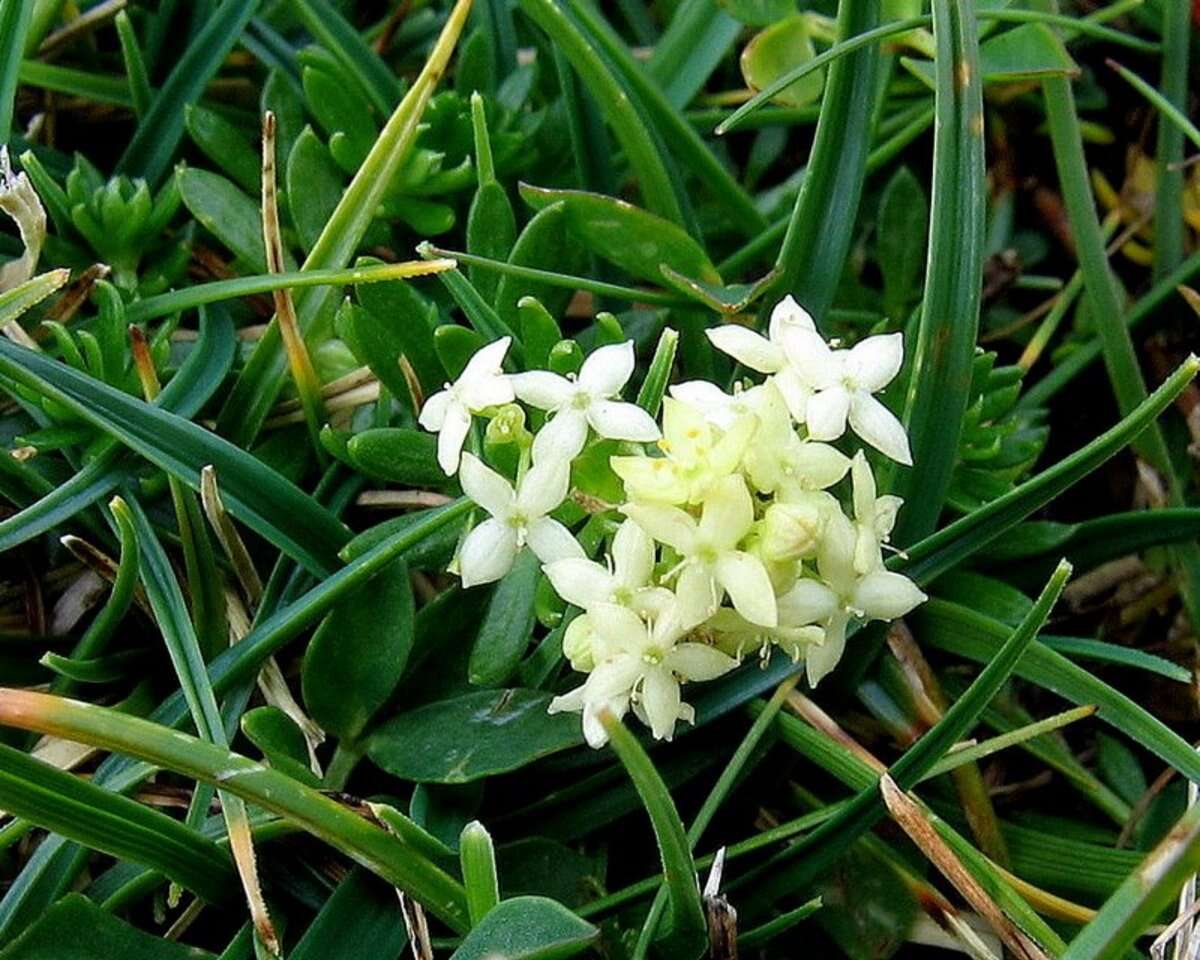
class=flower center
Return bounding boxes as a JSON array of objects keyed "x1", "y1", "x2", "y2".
[{"x1": 570, "y1": 390, "x2": 591, "y2": 410}]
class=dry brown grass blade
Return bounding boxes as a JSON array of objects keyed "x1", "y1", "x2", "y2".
[
  {"x1": 879, "y1": 774, "x2": 1051, "y2": 960},
  {"x1": 200, "y1": 464, "x2": 263, "y2": 607}
]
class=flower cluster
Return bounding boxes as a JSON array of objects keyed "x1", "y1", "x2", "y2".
[{"x1": 419, "y1": 296, "x2": 926, "y2": 748}]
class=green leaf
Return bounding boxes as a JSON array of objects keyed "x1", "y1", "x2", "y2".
[
  {"x1": 469, "y1": 550, "x2": 540, "y2": 687},
  {"x1": 0, "y1": 0, "x2": 33, "y2": 142},
  {"x1": 720, "y1": 0, "x2": 796, "y2": 27},
  {"x1": 494, "y1": 204, "x2": 589, "y2": 335},
  {"x1": 0, "y1": 337, "x2": 351, "y2": 576},
  {"x1": 600, "y1": 713, "x2": 707, "y2": 958},
  {"x1": 367, "y1": 689, "x2": 584, "y2": 783},
  {"x1": 240, "y1": 707, "x2": 321, "y2": 787},
  {"x1": 890, "y1": 0, "x2": 985, "y2": 544},
  {"x1": 0, "y1": 743, "x2": 233, "y2": 904},
  {"x1": 0, "y1": 895, "x2": 217, "y2": 960},
  {"x1": 519, "y1": 184, "x2": 719, "y2": 285},
  {"x1": 286, "y1": 127, "x2": 346, "y2": 254},
  {"x1": 177, "y1": 167, "x2": 280, "y2": 274},
  {"x1": 978, "y1": 22, "x2": 1078, "y2": 81},
  {"x1": 876, "y1": 166, "x2": 928, "y2": 320},
  {"x1": 116, "y1": 0, "x2": 259, "y2": 187},
  {"x1": 345, "y1": 429, "x2": 446, "y2": 486},
  {"x1": 302, "y1": 557, "x2": 414, "y2": 742},
  {"x1": 184, "y1": 105, "x2": 260, "y2": 195},
  {"x1": 290, "y1": 869, "x2": 408, "y2": 960},
  {"x1": 1095, "y1": 733, "x2": 1147, "y2": 808},
  {"x1": 448, "y1": 896, "x2": 597, "y2": 960},
  {"x1": 459, "y1": 821, "x2": 500, "y2": 927},
  {"x1": 740, "y1": 16, "x2": 825, "y2": 108}
]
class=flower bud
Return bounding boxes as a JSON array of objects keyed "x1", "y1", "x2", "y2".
[
  {"x1": 485, "y1": 402, "x2": 532, "y2": 448},
  {"x1": 760, "y1": 501, "x2": 825, "y2": 562},
  {"x1": 562, "y1": 614, "x2": 599, "y2": 671}
]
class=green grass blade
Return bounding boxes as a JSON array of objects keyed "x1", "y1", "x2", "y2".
[
  {"x1": 768, "y1": 0, "x2": 880, "y2": 318},
  {"x1": 891, "y1": 0, "x2": 985, "y2": 544},
  {"x1": 601, "y1": 712, "x2": 707, "y2": 959},
  {"x1": 217, "y1": 0, "x2": 472, "y2": 446},
  {"x1": 116, "y1": 0, "x2": 259, "y2": 186},
  {"x1": 0, "y1": 688, "x2": 472, "y2": 934},
  {"x1": 0, "y1": 741, "x2": 234, "y2": 903},
  {"x1": 562, "y1": 0, "x2": 767, "y2": 237},
  {"x1": 518, "y1": 0, "x2": 684, "y2": 225},
  {"x1": 114, "y1": 10, "x2": 152, "y2": 119},
  {"x1": 750, "y1": 561, "x2": 1070, "y2": 897},
  {"x1": 0, "y1": 336, "x2": 350, "y2": 575},
  {"x1": 647, "y1": 0, "x2": 740, "y2": 109},
  {"x1": 0, "y1": 307, "x2": 236, "y2": 552},
  {"x1": 1060, "y1": 803, "x2": 1200, "y2": 959},
  {"x1": 1108, "y1": 57, "x2": 1200, "y2": 153},
  {"x1": 0, "y1": 0, "x2": 33, "y2": 144}
]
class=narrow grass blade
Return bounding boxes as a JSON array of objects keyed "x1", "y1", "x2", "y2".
[
  {"x1": 891, "y1": 0, "x2": 985, "y2": 543},
  {"x1": 459, "y1": 821, "x2": 500, "y2": 927},
  {"x1": 601, "y1": 711, "x2": 707, "y2": 959},
  {"x1": 116, "y1": 0, "x2": 259, "y2": 186},
  {"x1": 0, "y1": 741, "x2": 234, "y2": 903},
  {"x1": 114, "y1": 10, "x2": 151, "y2": 119},
  {"x1": 0, "y1": 336, "x2": 351, "y2": 575},
  {"x1": 1107, "y1": 58, "x2": 1200, "y2": 153},
  {"x1": 0, "y1": 0, "x2": 33, "y2": 143},
  {"x1": 518, "y1": 0, "x2": 684, "y2": 225},
  {"x1": 768, "y1": 0, "x2": 879, "y2": 318},
  {"x1": 0, "y1": 688, "x2": 472, "y2": 933}
]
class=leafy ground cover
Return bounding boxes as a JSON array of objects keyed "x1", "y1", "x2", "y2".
[{"x1": 0, "y1": 0, "x2": 1199, "y2": 957}]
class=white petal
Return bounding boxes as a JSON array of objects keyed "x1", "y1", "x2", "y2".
[
  {"x1": 804, "y1": 386, "x2": 851, "y2": 441},
  {"x1": 458, "y1": 371, "x2": 515, "y2": 411},
  {"x1": 532, "y1": 409, "x2": 588, "y2": 464},
  {"x1": 670, "y1": 381, "x2": 736, "y2": 425},
  {"x1": 461, "y1": 336, "x2": 511, "y2": 381},
  {"x1": 851, "y1": 451, "x2": 876, "y2": 521},
  {"x1": 772, "y1": 368, "x2": 812, "y2": 424},
  {"x1": 699, "y1": 475, "x2": 755, "y2": 549},
  {"x1": 661, "y1": 396, "x2": 711, "y2": 462},
  {"x1": 580, "y1": 698, "x2": 626, "y2": 749},
  {"x1": 777, "y1": 579, "x2": 839, "y2": 625},
  {"x1": 621, "y1": 502, "x2": 698, "y2": 554},
  {"x1": 805, "y1": 614, "x2": 848, "y2": 687},
  {"x1": 458, "y1": 519, "x2": 518, "y2": 588},
  {"x1": 547, "y1": 685, "x2": 586, "y2": 715},
  {"x1": 526, "y1": 517, "x2": 583, "y2": 563},
  {"x1": 459, "y1": 452, "x2": 516, "y2": 516},
  {"x1": 436, "y1": 404, "x2": 472, "y2": 476},
  {"x1": 641, "y1": 665, "x2": 682, "y2": 740},
  {"x1": 517, "y1": 461, "x2": 570, "y2": 517},
  {"x1": 846, "y1": 332, "x2": 903, "y2": 392},
  {"x1": 675, "y1": 564, "x2": 719, "y2": 628},
  {"x1": 778, "y1": 325, "x2": 837, "y2": 389},
  {"x1": 509, "y1": 370, "x2": 573, "y2": 410},
  {"x1": 578, "y1": 340, "x2": 635, "y2": 397},
  {"x1": 853, "y1": 571, "x2": 926, "y2": 621},
  {"x1": 715, "y1": 551, "x2": 778, "y2": 627},
  {"x1": 706, "y1": 325, "x2": 785, "y2": 374},
  {"x1": 792, "y1": 443, "x2": 851, "y2": 489},
  {"x1": 612, "y1": 519, "x2": 655, "y2": 589},
  {"x1": 418, "y1": 389, "x2": 451, "y2": 431},
  {"x1": 586, "y1": 399, "x2": 661, "y2": 442},
  {"x1": 848, "y1": 393, "x2": 912, "y2": 465},
  {"x1": 590, "y1": 603, "x2": 650, "y2": 655},
  {"x1": 665, "y1": 643, "x2": 736, "y2": 682},
  {"x1": 585, "y1": 652, "x2": 643, "y2": 700},
  {"x1": 817, "y1": 509, "x2": 859, "y2": 590},
  {"x1": 709, "y1": 414, "x2": 758, "y2": 477},
  {"x1": 543, "y1": 558, "x2": 615, "y2": 609},
  {"x1": 768, "y1": 295, "x2": 816, "y2": 341},
  {"x1": 610, "y1": 455, "x2": 688, "y2": 504}
]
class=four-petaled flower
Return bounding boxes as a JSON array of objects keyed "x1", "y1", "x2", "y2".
[
  {"x1": 623, "y1": 475, "x2": 777, "y2": 629},
  {"x1": 510, "y1": 341, "x2": 660, "y2": 461},
  {"x1": 786, "y1": 326, "x2": 912, "y2": 465},
  {"x1": 456, "y1": 452, "x2": 582, "y2": 587},
  {"x1": 419, "y1": 337, "x2": 515, "y2": 475},
  {"x1": 849, "y1": 451, "x2": 903, "y2": 574},
  {"x1": 703, "y1": 295, "x2": 818, "y2": 423},
  {"x1": 548, "y1": 601, "x2": 736, "y2": 746},
  {"x1": 781, "y1": 511, "x2": 925, "y2": 687}
]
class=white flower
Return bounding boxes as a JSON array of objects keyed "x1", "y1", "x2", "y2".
[
  {"x1": 548, "y1": 601, "x2": 736, "y2": 746},
  {"x1": 543, "y1": 518, "x2": 672, "y2": 616},
  {"x1": 456, "y1": 452, "x2": 582, "y2": 587},
  {"x1": 623, "y1": 475, "x2": 777, "y2": 629},
  {"x1": 510, "y1": 341, "x2": 660, "y2": 461},
  {"x1": 668, "y1": 380, "x2": 768, "y2": 431},
  {"x1": 739, "y1": 380, "x2": 850, "y2": 499},
  {"x1": 707, "y1": 602, "x2": 825, "y2": 663},
  {"x1": 786, "y1": 327, "x2": 912, "y2": 465},
  {"x1": 704, "y1": 295, "x2": 818, "y2": 422},
  {"x1": 418, "y1": 337, "x2": 515, "y2": 475},
  {"x1": 611, "y1": 396, "x2": 756, "y2": 505},
  {"x1": 782, "y1": 510, "x2": 926, "y2": 687},
  {"x1": 849, "y1": 451, "x2": 903, "y2": 574}
]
